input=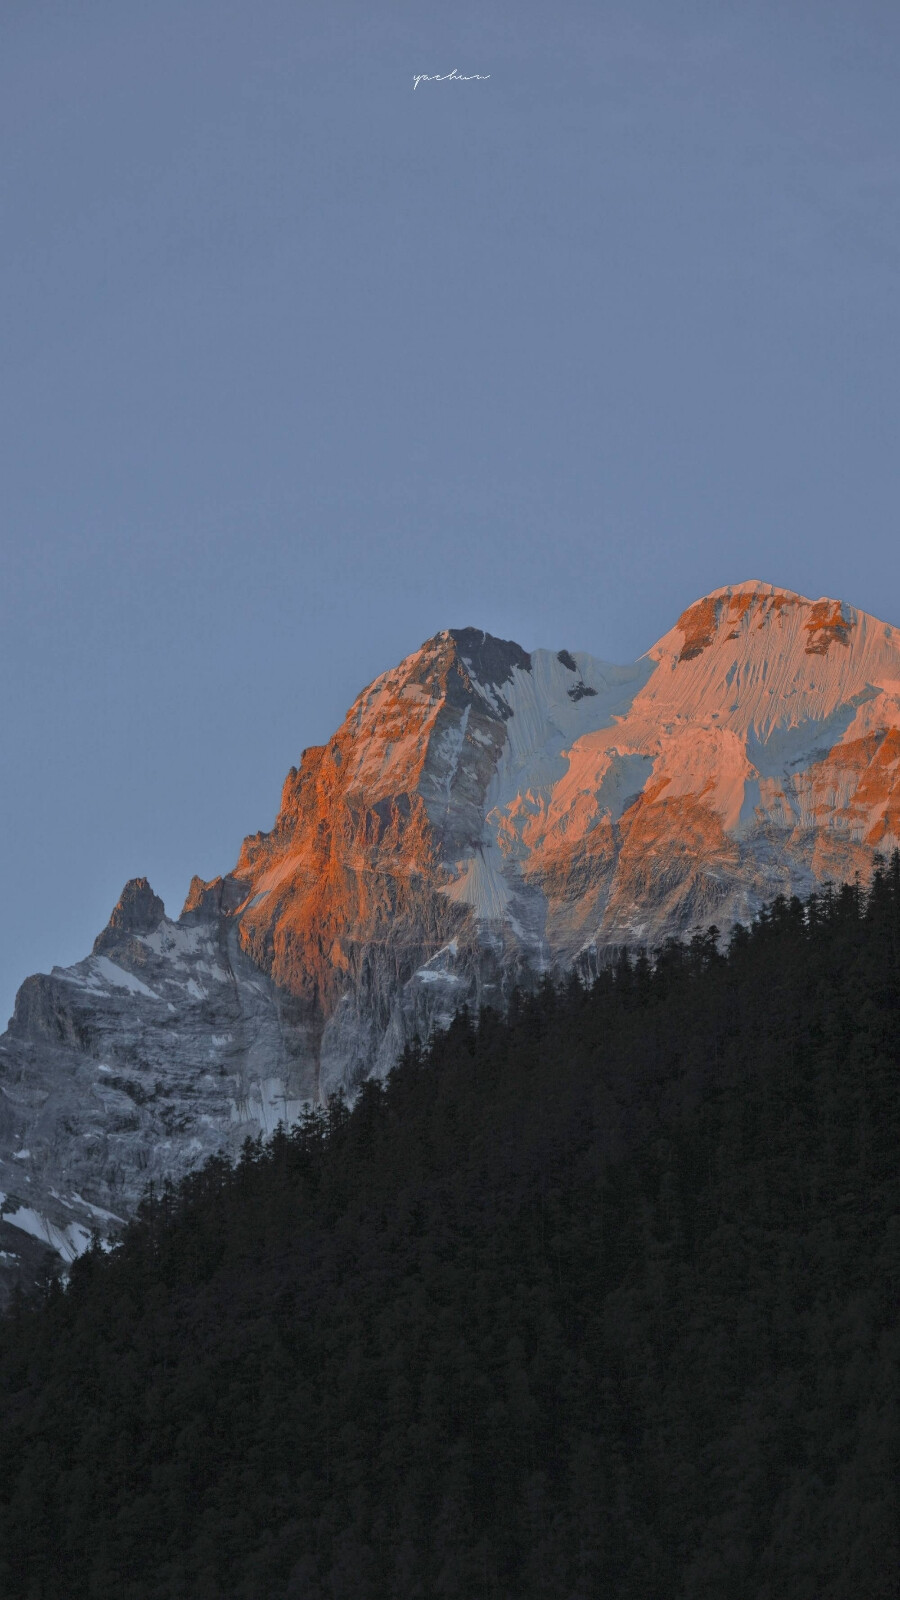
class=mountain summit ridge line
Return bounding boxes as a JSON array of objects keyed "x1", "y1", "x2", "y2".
[{"x1": 2, "y1": 579, "x2": 899, "y2": 1289}]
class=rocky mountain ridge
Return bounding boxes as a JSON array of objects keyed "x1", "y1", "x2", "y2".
[{"x1": 2, "y1": 580, "x2": 900, "y2": 1295}]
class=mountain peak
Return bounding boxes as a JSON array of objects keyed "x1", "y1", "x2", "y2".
[
  {"x1": 664, "y1": 582, "x2": 854, "y2": 663},
  {"x1": 705, "y1": 579, "x2": 808, "y2": 602},
  {"x1": 92, "y1": 877, "x2": 165, "y2": 954},
  {"x1": 444, "y1": 628, "x2": 532, "y2": 687}
]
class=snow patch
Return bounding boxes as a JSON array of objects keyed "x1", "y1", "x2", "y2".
[
  {"x1": 71, "y1": 1192, "x2": 125, "y2": 1225},
  {"x1": 91, "y1": 957, "x2": 159, "y2": 999},
  {"x1": 443, "y1": 842, "x2": 514, "y2": 920},
  {"x1": 230, "y1": 1078, "x2": 308, "y2": 1137},
  {"x1": 138, "y1": 923, "x2": 206, "y2": 958},
  {"x1": 2, "y1": 1206, "x2": 93, "y2": 1262}
]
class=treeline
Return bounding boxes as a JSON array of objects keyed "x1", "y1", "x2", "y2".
[{"x1": 0, "y1": 862, "x2": 898, "y2": 1598}]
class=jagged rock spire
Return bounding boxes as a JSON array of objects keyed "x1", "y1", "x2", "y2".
[{"x1": 93, "y1": 877, "x2": 165, "y2": 953}]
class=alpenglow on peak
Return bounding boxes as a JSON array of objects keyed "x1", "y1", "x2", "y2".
[{"x1": 1, "y1": 580, "x2": 899, "y2": 1295}]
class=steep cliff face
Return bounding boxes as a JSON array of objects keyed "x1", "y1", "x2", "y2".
[
  {"x1": 216, "y1": 585, "x2": 900, "y2": 1041},
  {"x1": 522, "y1": 583, "x2": 900, "y2": 952},
  {"x1": 0, "y1": 879, "x2": 317, "y2": 1304},
  {"x1": 3, "y1": 585, "x2": 900, "y2": 1291},
  {"x1": 219, "y1": 627, "x2": 650, "y2": 1091}
]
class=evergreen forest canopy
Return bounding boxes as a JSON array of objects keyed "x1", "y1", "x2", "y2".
[{"x1": 0, "y1": 863, "x2": 898, "y2": 1599}]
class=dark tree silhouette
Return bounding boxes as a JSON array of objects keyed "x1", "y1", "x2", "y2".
[{"x1": 0, "y1": 858, "x2": 898, "y2": 1598}]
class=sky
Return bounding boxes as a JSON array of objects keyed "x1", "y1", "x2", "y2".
[{"x1": 2, "y1": 0, "x2": 900, "y2": 1022}]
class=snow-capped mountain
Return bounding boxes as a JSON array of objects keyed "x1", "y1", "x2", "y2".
[{"x1": 3, "y1": 581, "x2": 899, "y2": 1294}]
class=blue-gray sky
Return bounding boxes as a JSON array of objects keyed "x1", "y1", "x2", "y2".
[{"x1": 2, "y1": 0, "x2": 899, "y2": 1021}]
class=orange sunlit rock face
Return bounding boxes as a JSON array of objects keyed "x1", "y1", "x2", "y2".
[
  {"x1": 182, "y1": 629, "x2": 535, "y2": 1083},
  {"x1": 677, "y1": 587, "x2": 857, "y2": 661},
  {"x1": 176, "y1": 583, "x2": 900, "y2": 1090},
  {"x1": 235, "y1": 749, "x2": 460, "y2": 1015},
  {"x1": 804, "y1": 598, "x2": 853, "y2": 654},
  {"x1": 799, "y1": 727, "x2": 900, "y2": 845},
  {"x1": 677, "y1": 595, "x2": 721, "y2": 660}
]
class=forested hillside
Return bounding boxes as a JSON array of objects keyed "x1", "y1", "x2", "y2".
[{"x1": 1, "y1": 861, "x2": 898, "y2": 1599}]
